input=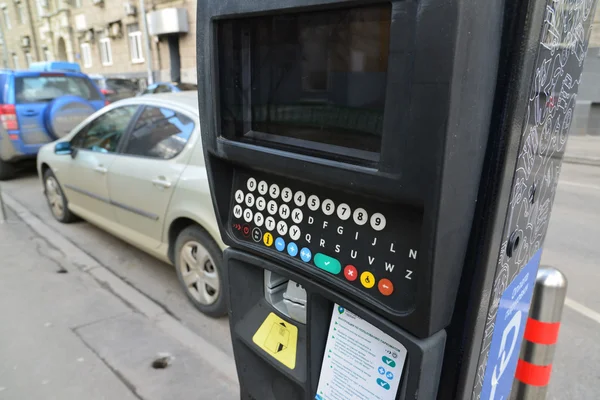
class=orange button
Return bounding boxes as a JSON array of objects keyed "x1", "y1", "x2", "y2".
[{"x1": 378, "y1": 279, "x2": 394, "y2": 296}]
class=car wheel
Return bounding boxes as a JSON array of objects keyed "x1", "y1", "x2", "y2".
[
  {"x1": 0, "y1": 158, "x2": 16, "y2": 180},
  {"x1": 174, "y1": 225, "x2": 226, "y2": 317},
  {"x1": 43, "y1": 169, "x2": 76, "y2": 223}
]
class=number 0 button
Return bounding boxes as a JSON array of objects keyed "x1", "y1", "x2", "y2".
[
  {"x1": 247, "y1": 178, "x2": 256, "y2": 192},
  {"x1": 370, "y1": 213, "x2": 386, "y2": 231},
  {"x1": 322, "y1": 199, "x2": 335, "y2": 216}
]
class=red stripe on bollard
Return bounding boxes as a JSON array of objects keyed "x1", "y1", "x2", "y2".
[
  {"x1": 514, "y1": 359, "x2": 552, "y2": 387},
  {"x1": 523, "y1": 317, "x2": 560, "y2": 345}
]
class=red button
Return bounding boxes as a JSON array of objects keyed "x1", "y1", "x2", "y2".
[
  {"x1": 242, "y1": 224, "x2": 250, "y2": 237},
  {"x1": 344, "y1": 265, "x2": 358, "y2": 281},
  {"x1": 378, "y1": 279, "x2": 394, "y2": 296}
]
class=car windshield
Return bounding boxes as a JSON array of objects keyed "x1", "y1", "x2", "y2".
[{"x1": 15, "y1": 75, "x2": 102, "y2": 104}]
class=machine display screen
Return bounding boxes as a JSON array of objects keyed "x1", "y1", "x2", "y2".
[{"x1": 217, "y1": 5, "x2": 392, "y2": 162}]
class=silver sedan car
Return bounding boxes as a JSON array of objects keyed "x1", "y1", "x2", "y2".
[{"x1": 36, "y1": 92, "x2": 227, "y2": 317}]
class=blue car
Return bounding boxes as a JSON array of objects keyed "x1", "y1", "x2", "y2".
[{"x1": 0, "y1": 62, "x2": 106, "y2": 179}]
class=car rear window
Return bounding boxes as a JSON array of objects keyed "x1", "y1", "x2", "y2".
[{"x1": 15, "y1": 76, "x2": 102, "y2": 104}]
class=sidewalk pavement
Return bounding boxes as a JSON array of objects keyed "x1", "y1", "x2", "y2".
[
  {"x1": 564, "y1": 135, "x2": 600, "y2": 166},
  {"x1": 0, "y1": 206, "x2": 239, "y2": 400}
]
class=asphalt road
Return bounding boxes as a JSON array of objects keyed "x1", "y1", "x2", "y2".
[{"x1": 1, "y1": 162, "x2": 598, "y2": 399}]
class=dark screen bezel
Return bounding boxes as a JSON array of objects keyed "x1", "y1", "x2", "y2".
[{"x1": 215, "y1": 4, "x2": 392, "y2": 166}]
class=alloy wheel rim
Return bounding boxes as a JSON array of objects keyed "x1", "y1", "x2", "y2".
[
  {"x1": 45, "y1": 177, "x2": 64, "y2": 219},
  {"x1": 179, "y1": 240, "x2": 219, "y2": 305}
]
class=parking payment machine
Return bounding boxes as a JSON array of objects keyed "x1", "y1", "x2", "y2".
[{"x1": 197, "y1": 0, "x2": 597, "y2": 398}]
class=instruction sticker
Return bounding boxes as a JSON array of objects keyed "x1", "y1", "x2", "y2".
[
  {"x1": 252, "y1": 312, "x2": 298, "y2": 369},
  {"x1": 315, "y1": 304, "x2": 407, "y2": 400}
]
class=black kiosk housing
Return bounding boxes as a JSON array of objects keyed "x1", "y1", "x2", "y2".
[
  {"x1": 198, "y1": 0, "x2": 502, "y2": 339},
  {"x1": 197, "y1": 0, "x2": 595, "y2": 398}
]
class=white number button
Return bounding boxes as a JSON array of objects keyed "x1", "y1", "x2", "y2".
[
  {"x1": 245, "y1": 193, "x2": 255, "y2": 207},
  {"x1": 247, "y1": 178, "x2": 256, "y2": 192},
  {"x1": 291, "y1": 208, "x2": 303, "y2": 224},
  {"x1": 265, "y1": 216, "x2": 276, "y2": 231},
  {"x1": 289, "y1": 225, "x2": 301, "y2": 241},
  {"x1": 370, "y1": 212, "x2": 386, "y2": 231},
  {"x1": 277, "y1": 220, "x2": 288, "y2": 236},
  {"x1": 322, "y1": 199, "x2": 335, "y2": 216},
  {"x1": 269, "y1": 184, "x2": 280, "y2": 199},
  {"x1": 267, "y1": 200, "x2": 278, "y2": 215},
  {"x1": 294, "y1": 191, "x2": 306, "y2": 207},
  {"x1": 281, "y1": 188, "x2": 292, "y2": 203},
  {"x1": 258, "y1": 180, "x2": 268, "y2": 195},
  {"x1": 308, "y1": 195, "x2": 320, "y2": 211},
  {"x1": 256, "y1": 197, "x2": 266, "y2": 211},
  {"x1": 233, "y1": 205, "x2": 243, "y2": 219},
  {"x1": 254, "y1": 212, "x2": 264, "y2": 227},
  {"x1": 336, "y1": 203, "x2": 351, "y2": 220},
  {"x1": 353, "y1": 208, "x2": 368, "y2": 225},
  {"x1": 279, "y1": 204, "x2": 290, "y2": 219},
  {"x1": 243, "y1": 208, "x2": 253, "y2": 223},
  {"x1": 235, "y1": 190, "x2": 244, "y2": 204}
]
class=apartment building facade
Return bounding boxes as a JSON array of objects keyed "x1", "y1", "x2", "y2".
[{"x1": 0, "y1": 0, "x2": 197, "y2": 84}]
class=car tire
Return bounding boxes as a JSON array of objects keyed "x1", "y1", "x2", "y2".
[
  {"x1": 174, "y1": 225, "x2": 227, "y2": 318},
  {"x1": 0, "y1": 158, "x2": 16, "y2": 180},
  {"x1": 43, "y1": 169, "x2": 77, "y2": 223}
]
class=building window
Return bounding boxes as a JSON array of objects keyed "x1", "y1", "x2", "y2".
[
  {"x1": 24, "y1": 51, "x2": 32, "y2": 66},
  {"x1": 99, "y1": 37, "x2": 112, "y2": 66},
  {"x1": 127, "y1": 24, "x2": 144, "y2": 64},
  {"x1": 43, "y1": 48, "x2": 53, "y2": 61},
  {"x1": 12, "y1": 53, "x2": 18, "y2": 69},
  {"x1": 2, "y1": 7, "x2": 11, "y2": 29},
  {"x1": 16, "y1": 1, "x2": 25, "y2": 24},
  {"x1": 80, "y1": 43, "x2": 92, "y2": 68},
  {"x1": 35, "y1": 0, "x2": 44, "y2": 19}
]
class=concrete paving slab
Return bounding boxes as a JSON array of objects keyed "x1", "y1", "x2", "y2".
[{"x1": 75, "y1": 313, "x2": 239, "y2": 400}]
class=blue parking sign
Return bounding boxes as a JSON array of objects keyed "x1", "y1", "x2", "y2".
[{"x1": 480, "y1": 249, "x2": 541, "y2": 399}]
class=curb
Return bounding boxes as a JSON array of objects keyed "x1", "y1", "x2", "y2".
[
  {"x1": 562, "y1": 156, "x2": 600, "y2": 167},
  {"x1": 2, "y1": 192, "x2": 239, "y2": 384}
]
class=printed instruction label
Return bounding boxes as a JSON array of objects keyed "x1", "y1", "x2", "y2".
[
  {"x1": 252, "y1": 312, "x2": 298, "y2": 369},
  {"x1": 315, "y1": 304, "x2": 407, "y2": 400}
]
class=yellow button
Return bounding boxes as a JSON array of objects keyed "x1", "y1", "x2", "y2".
[
  {"x1": 263, "y1": 232, "x2": 274, "y2": 247},
  {"x1": 360, "y1": 271, "x2": 375, "y2": 288}
]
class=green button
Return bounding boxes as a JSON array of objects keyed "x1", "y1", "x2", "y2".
[
  {"x1": 377, "y1": 379, "x2": 390, "y2": 390},
  {"x1": 314, "y1": 253, "x2": 341, "y2": 274},
  {"x1": 382, "y1": 356, "x2": 396, "y2": 368}
]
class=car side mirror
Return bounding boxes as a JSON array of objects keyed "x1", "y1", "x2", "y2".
[{"x1": 55, "y1": 141, "x2": 72, "y2": 155}]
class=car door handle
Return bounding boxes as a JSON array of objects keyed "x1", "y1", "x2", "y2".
[
  {"x1": 152, "y1": 178, "x2": 172, "y2": 188},
  {"x1": 94, "y1": 166, "x2": 108, "y2": 174},
  {"x1": 23, "y1": 110, "x2": 38, "y2": 116}
]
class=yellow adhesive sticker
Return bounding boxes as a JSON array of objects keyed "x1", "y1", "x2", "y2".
[{"x1": 252, "y1": 312, "x2": 298, "y2": 369}]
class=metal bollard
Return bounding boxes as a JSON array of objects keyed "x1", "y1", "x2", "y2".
[{"x1": 510, "y1": 267, "x2": 568, "y2": 399}]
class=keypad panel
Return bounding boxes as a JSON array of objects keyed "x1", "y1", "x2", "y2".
[{"x1": 229, "y1": 170, "x2": 422, "y2": 312}]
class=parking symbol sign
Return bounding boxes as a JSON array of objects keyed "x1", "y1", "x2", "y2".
[{"x1": 480, "y1": 249, "x2": 541, "y2": 399}]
